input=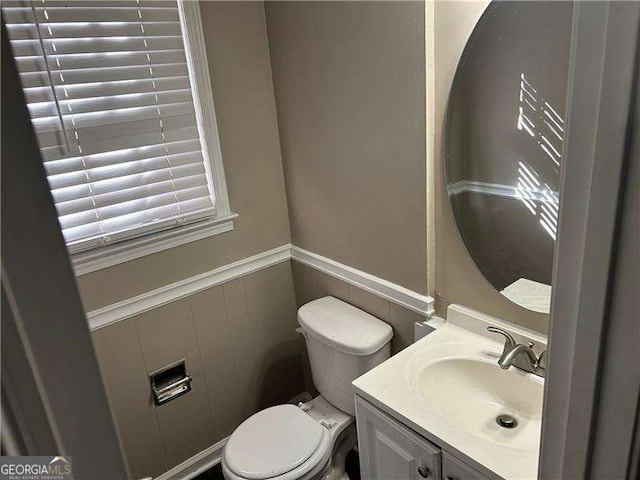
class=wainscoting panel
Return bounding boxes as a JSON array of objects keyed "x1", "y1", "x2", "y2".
[
  {"x1": 221, "y1": 277, "x2": 258, "y2": 420},
  {"x1": 243, "y1": 262, "x2": 303, "y2": 410},
  {"x1": 134, "y1": 299, "x2": 216, "y2": 469},
  {"x1": 92, "y1": 319, "x2": 167, "y2": 479},
  {"x1": 190, "y1": 285, "x2": 245, "y2": 440},
  {"x1": 91, "y1": 260, "x2": 305, "y2": 479}
]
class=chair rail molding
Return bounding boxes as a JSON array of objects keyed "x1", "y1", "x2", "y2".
[
  {"x1": 290, "y1": 246, "x2": 434, "y2": 318},
  {"x1": 87, "y1": 244, "x2": 291, "y2": 330},
  {"x1": 86, "y1": 244, "x2": 435, "y2": 330}
]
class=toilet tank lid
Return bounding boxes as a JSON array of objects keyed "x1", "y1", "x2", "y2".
[{"x1": 297, "y1": 296, "x2": 393, "y2": 355}]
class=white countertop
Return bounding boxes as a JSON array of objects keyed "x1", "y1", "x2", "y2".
[{"x1": 353, "y1": 307, "x2": 545, "y2": 480}]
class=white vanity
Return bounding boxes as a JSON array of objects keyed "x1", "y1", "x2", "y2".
[{"x1": 352, "y1": 305, "x2": 547, "y2": 480}]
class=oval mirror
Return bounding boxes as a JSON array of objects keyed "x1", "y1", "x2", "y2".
[{"x1": 445, "y1": 1, "x2": 573, "y2": 314}]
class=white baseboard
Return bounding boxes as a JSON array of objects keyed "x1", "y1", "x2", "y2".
[
  {"x1": 87, "y1": 244, "x2": 435, "y2": 330},
  {"x1": 154, "y1": 437, "x2": 227, "y2": 480},
  {"x1": 290, "y1": 246, "x2": 434, "y2": 318}
]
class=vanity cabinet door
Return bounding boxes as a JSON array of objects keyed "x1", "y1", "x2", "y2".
[
  {"x1": 442, "y1": 451, "x2": 491, "y2": 480},
  {"x1": 356, "y1": 396, "x2": 441, "y2": 480}
]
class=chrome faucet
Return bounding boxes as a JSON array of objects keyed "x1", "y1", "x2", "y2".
[{"x1": 487, "y1": 326, "x2": 547, "y2": 378}]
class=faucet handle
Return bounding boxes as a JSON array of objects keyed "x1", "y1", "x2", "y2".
[
  {"x1": 487, "y1": 326, "x2": 516, "y2": 352},
  {"x1": 537, "y1": 350, "x2": 548, "y2": 369}
]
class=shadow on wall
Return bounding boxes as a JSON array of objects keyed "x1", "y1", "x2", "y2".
[{"x1": 257, "y1": 341, "x2": 306, "y2": 408}]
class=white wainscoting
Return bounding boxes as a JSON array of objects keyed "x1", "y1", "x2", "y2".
[{"x1": 87, "y1": 244, "x2": 435, "y2": 330}]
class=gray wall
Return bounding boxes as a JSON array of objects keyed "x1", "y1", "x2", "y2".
[
  {"x1": 77, "y1": 1, "x2": 291, "y2": 312},
  {"x1": 265, "y1": 1, "x2": 427, "y2": 295},
  {"x1": 434, "y1": 1, "x2": 549, "y2": 333}
]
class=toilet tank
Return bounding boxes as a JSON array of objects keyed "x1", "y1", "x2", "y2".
[{"x1": 297, "y1": 296, "x2": 393, "y2": 415}]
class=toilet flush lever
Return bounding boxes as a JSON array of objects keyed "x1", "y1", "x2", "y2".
[{"x1": 295, "y1": 327, "x2": 308, "y2": 340}]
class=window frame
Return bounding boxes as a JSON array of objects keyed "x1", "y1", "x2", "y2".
[{"x1": 71, "y1": 0, "x2": 235, "y2": 276}]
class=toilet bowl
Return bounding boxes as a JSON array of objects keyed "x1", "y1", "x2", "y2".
[
  {"x1": 222, "y1": 396, "x2": 355, "y2": 480},
  {"x1": 222, "y1": 296, "x2": 393, "y2": 480}
]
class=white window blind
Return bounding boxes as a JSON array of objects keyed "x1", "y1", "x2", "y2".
[{"x1": 3, "y1": 0, "x2": 218, "y2": 254}]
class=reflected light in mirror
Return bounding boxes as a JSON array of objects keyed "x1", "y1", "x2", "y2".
[{"x1": 516, "y1": 73, "x2": 563, "y2": 240}]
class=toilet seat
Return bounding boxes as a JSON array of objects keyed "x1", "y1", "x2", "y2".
[{"x1": 223, "y1": 404, "x2": 332, "y2": 480}]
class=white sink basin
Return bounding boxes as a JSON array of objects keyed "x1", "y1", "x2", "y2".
[
  {"x1": 353, "y1": 310, "x2": 548, "y2": 480},
  {"x1": 415, "y1": 357, "x2": 544, "y2": 451}
]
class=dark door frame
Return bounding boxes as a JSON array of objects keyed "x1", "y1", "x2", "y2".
[
  {"x1": 540, "y1": 2, "x2": 640, "y2": 479},
  {"x1": 1, "y1": 22, "x2": 129, "y2": 480}
]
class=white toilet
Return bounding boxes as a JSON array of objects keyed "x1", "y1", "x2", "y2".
[{"x1": 222, "y1": 296, "x2": 393, "y2": 480}]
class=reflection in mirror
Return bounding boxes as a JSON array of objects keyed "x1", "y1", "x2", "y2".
[{"x1": 445, "y1": 1, "x2": 573, "y2": 313}]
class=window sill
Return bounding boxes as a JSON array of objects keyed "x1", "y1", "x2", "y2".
[{"x1": 72, "y1": 213, "x2": 238, "y2": 276}]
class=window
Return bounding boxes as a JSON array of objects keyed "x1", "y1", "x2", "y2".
[{"x1": 3, "y1": 0, "x2": 233, "y2": 274}]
